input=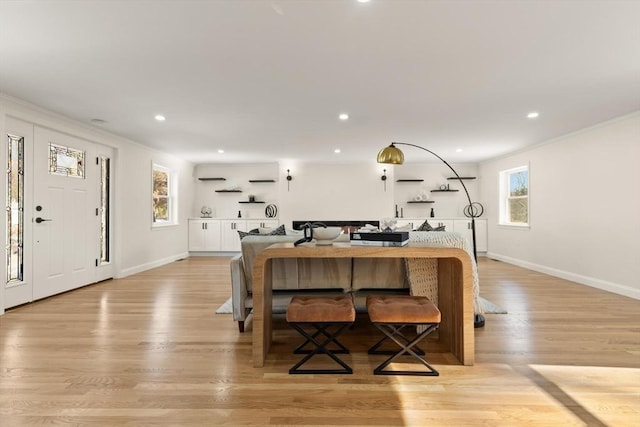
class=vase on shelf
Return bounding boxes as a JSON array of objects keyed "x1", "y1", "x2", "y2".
[{"x1": 430, "y1": 208, "x2": 435, "y2": 218}]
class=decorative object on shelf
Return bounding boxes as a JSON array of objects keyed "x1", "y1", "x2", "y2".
[
  {"x1": 439, "y1": 184, "x2": 447, "y2": 190},
  {"x1": 430, "y1": 207, "x2": 435, "y2": 218},
  {"x1": 380, "y1": 217, "x2": 397, "y2": 232},
  {"x1": 377, "y1": 141, "x2": 484, "y2": 328},
  {"x1": 248, "y1": 195, "x2": 255, "y2": 202},
  {"x1": 237, "y1": 210, "x2": 242, "y2": 218},
  {"x1": 400, "y1": 208, "x2": 403, "y2": 218},
  {"x1": 200, "y1": 205, "x2": 212, "y2": 218},
  {"x1": 381, "y1": 169, "x2": 387, "y2": 191},
  {"x1": 464, "y1": 202, "x2": 484, "y2": 218},
  {"x1": 265, "y1": 204, "x2": 278, "y2": 218},
  {"x1": 395, "y1": 204, "x2": 399, "y2": 218},
  {"x1": 286, "y1": 169, "x2": 293, "y2": 191}
]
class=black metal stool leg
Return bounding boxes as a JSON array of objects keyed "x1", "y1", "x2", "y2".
[
  {"x1": 371, "y1": 323, "x2": 439, "y2": 376},
  {"x1": 293, "y1": 323, "x2": 350, "y2": 355},
  {"x1": 368, "y1": 324, "x2": 426, "y2": 356},
  {"x1": 289, "y1": 322, "x2": 353, "y2": 374}
]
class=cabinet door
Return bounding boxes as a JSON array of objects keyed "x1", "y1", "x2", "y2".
[
  {"x1": 453, "y1": 219, "x2": 487, "y2": 252},
  {"x1": 246, "y1": 219, "x2": 279, "y2": 231},
  {"x1": 220, "y1": 220, "x2": 246, "y2": 251},
  {"x1": 188, "y1": 220, "x2": 207, "y2": 251},
  {"x1": 431, "y1": 219, "x2": 454, "y2": 231},
  {"x1": 203, "y1": 220, "x2": 221, "y2": 251},
  {"x1": 189, "y1": 219, "x2": 221, "y2": 251}
]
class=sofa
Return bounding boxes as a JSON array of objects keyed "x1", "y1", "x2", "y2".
[{"x1": 230, "y1": 233, "x2": 408, "y2": 332}]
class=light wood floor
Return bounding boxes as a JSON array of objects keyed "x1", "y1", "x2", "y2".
[{"x1": 1, "y1": 257, "x2": 638, "y2": 426}]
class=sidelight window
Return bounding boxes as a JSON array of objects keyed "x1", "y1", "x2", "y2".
[{"x1": 6, "y1": 134, "x2": 25, "y2": 284}]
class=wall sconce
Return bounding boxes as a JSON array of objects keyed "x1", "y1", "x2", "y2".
[
  {"x1": 381, "y1": 168, "x2": 387, "y2": 191},
  {"x1": 286, "y1": 169, "x2": 293, "y2": 191}
]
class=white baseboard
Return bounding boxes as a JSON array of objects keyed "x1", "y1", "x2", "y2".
[
  {"x1": 486, "y1": 252, "x2": 640, "y2": 300},
  {"x1": 116, "y1": 252, "x2": 190, "y2": 278}
]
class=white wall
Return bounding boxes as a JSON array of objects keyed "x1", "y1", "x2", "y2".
[
  {"x1": 193, "y1": 163, "x2": 279, "y2": 220},
  {"x1": 479, "y1": 112, "x2": 640, "y2": 299},
  {"x1": 192, "y1": 161, "x2": 481, "y2": 230},
  {"x1": 277, "y1": 162, "x2": 394, "y2": 228},
  {"x1": 0, "y1": 95, "x2": 195, "y2": 288},
  {"x1": 391, "y1": 162, "x2": 480, "y2": 219}
]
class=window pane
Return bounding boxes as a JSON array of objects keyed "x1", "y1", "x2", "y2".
[
  {"x1": 508, "y1": 198, "x2": 528, "y2": 223},
  {"x1": 153, "y1": 170, "x2": 168, "y2": 196},
  {"x1": 49, "y1": 143, "x2": 85, "y2": 178},
  {"x1": 100, "y1": 157, "x2": 110, "y2": 263},
  {"x1": 153, "y1": 197, "x2": 168, "y2": 221},
  {"x1": 509, "y1": 171, "x2": 528, "y2": 196},
  {"x1": 7, "y1": 135, "x2": 25, "y2": 283}
]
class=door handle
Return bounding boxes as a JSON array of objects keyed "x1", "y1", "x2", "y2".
[{"x1": 35, "y1": 217, "x2": 52, "y2": 223}]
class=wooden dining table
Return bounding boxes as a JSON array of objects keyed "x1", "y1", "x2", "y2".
[{"x1": 251, "y1": 242, "x2": 475, "y2": 367}]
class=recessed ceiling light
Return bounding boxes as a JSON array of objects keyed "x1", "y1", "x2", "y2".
[
  {"x1": 527, "y1": 112, "x2": 539, "y2": 119},
  {"x1": 334, "y1": 149, "x2": 341, "y2": 154},
  {"x1": 357, "y1": 0, "x2": 371, "y2": 3},
  {"x1": 154, "y1": 114, "x2": 166, "y2": 122},
  {"x1": 218, "y1": 149, "x2": 224, "y2": 154},
  {"x1": 456, "y1": 148, "x2": 463, "y2": 153},
  {"x1": 339, "y1": 113, "x2": 349, "y2": 121}
]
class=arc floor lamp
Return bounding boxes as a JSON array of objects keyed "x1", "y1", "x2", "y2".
[{"x1": 377, "y1": 142, "x2": 485, "y2": 327}]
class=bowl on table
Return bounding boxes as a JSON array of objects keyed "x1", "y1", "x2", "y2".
[{"x1": 312, "y1": 227, "x2": 342, "y2": 245}]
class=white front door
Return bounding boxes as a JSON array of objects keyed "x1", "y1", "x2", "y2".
[{"x1": 32, "y1": 127, "x2": 100, "y2": 300}]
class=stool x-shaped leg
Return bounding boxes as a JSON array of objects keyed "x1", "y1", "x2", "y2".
[
  {"x1": 368, "y1": 324, "x2": 426, "y2": 355},
  {"x1": 369, "y1": 323, "x2": 439, "y2": 376},
  {"x1": 289, "y1": 322, "x2": 353, "y2": 374}
]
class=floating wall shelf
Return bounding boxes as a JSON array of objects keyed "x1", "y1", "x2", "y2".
[
  {"x1": 407, "y1": 200, "x2": 435, "y2": 204},
  {"x1": 447, "y1": 177, "x2": 476, "y2": 180},
  {"x1": 397, "y1": 179, "x2": 424, "y2": 182},
  {"x1": 199, "y1": 177, "x2": 226, "y2": 181},
  {"x1": 215, "y1": 190, "x2": 242, "y2": 193},
  {"x1": 248, "y1": 179, "x2": 276, "y2": 183},
  {"x1": 431, "y1": 189, "x2": 459, "y2": 192},
  {"x1": 239, "y1": 201, "x2": 265, "y2": 204}
]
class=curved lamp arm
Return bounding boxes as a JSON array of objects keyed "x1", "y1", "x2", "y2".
[{"x1": 377, "y1": 142, "x2": 478, "y2": 261}]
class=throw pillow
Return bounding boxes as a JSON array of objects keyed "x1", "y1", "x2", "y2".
[
  {"x1": 238, "y1": 224, "x2": 286, "y2": 240},
  {"x1": 415, "y1": 219, "x2": 434, "y2": 231}
]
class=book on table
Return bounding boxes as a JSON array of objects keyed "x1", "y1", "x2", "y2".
[{"x1": 349, "y1": 232, "x2": 409, "y2": 247}]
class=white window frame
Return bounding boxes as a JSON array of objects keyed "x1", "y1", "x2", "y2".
[
  {"x1": 152, "y1": 163, "x2": 178, "y2": 227},
  {"x1": 499, "y1": 164, "x2": 529, "y2": 228}
]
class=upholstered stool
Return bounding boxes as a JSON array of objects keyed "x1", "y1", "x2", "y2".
[
  {"x1": 366, "y1": 295, "x2": 441, "y2": 376},
  {"x1": 286, "y1": 295, "x2": 356, "y2": 374}
]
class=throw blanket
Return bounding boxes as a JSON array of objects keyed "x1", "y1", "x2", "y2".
[{"x1": 405, "y1": 231, "x2": 482, "y2": 314}]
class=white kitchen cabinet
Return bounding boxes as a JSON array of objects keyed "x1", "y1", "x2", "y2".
[
  {"x1": 188, "y1": 219, "x2": 221, "y2": 251},
  {"x1": 246, "y1": 219, "x2": 279, "y2": 231},
  {"x1": 453, "y1": 218, "x2": 487, "y2": 252},
  {"x1": 220, "y1": 220, "x2": 248, "y2": 251}
]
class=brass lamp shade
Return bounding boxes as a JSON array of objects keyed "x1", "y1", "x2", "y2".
[{"x1": 377, "y1": 144, "x2": 405, "y2": 164}]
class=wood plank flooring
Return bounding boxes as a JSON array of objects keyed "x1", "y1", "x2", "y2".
[{"x1": 1, "y1": 257, "x2": 638, "y2": 426}]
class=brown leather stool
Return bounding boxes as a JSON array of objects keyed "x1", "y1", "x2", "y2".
[
  {"x1": 366, "y1": 295, "x2": 441, "y2": 376},
  {"x1": 286, "y1": 295, "x2": 355, "y2": 374}
]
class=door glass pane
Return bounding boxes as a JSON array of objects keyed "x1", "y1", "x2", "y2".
[
  {"x1": 100, "y1": 156, "x2": 110, "y2": 264},
  {"x1": 49, "y1": 143, "x2": 85, "y2": 178},
  {"x1": 6, "y1": 134, "x2": 25, "y2": 284}
]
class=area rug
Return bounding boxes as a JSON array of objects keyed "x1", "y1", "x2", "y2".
[
  {"x1": 215, "y1": 297, "x2": 233, "y2": 314},
  {"x1": 478, "y1": 296, "x2": 507, "y2": 314}
]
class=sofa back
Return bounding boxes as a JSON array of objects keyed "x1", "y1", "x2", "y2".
[{"x1": 240, "y1": 235, "x2": 352, "y2": 292}]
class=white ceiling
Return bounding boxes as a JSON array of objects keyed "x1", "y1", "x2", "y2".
[{"x1": 1, "y1": 1, "x2": 639, "y2": 164}]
